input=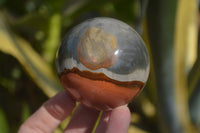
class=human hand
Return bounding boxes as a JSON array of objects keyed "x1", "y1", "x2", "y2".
[{"x1": 18, "y1": 91, "x2": 131, "y2": 133}]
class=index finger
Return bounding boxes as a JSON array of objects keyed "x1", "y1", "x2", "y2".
[{"x1": 18, "y1": 91, "x2": 76, "y2": 133}]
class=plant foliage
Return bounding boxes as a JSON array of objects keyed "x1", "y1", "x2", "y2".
[{"x1": 0, "y1": 0, "x2": 199, "y2": 132}]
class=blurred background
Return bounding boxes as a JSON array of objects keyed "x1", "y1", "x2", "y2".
[{"x1": 0, "y1": 0, "x2": 200, "y2": 133}]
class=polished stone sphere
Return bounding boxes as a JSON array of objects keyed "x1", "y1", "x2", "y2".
[{"x1": 56, "y1": 17, "x2": 150, "y2": 110}]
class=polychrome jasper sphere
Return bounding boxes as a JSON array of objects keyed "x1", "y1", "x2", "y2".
[{"x1": 56, "y1": 17, "x2": 150, "y2": 110}]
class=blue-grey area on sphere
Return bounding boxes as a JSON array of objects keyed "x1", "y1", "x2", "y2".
[{"x1": 56, "y1": 17, "x2": 150, "y2": 82}]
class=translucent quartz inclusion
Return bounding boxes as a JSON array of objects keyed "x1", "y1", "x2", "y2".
[
  {"x1": 56, "y1": 17, "x2": 150, "y2": 110},
  {"x1": 78, "y1": 27, "x2": 118, "y2": 70}
]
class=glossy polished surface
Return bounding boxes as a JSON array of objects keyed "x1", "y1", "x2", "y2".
[{"x1": 56, "y1": 17, "x2": 150, "y2": 110}]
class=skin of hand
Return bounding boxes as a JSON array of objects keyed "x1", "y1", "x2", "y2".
[{"x1": 18, "y1": 91, "x2": 131, "y2": 133}]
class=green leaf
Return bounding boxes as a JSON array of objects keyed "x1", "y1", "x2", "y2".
[
  {"x1": 188, "y1": 49, "x2": 200, "y2": 94},
  {"x1": 174, "y1": 0, "x2": 198, "y2": 132},
  {"x1": 43, "y1": 13, "x2": 61, "y2": 63},
  {"x1": 21, "y1": 103, "x2": 30, "y2": 122},
  {"x1": 0, "y1": 108, "x2": 9, "y2": 133},
  {"x1": 146, "y1": 1, "x2": 181, "y2": 133},
  {"x1": 0, "y1": 13, "x2": 62, "y2": 97},
  {"x1": 189, "y1": 80, "x2": 200, "y2": 130}
]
